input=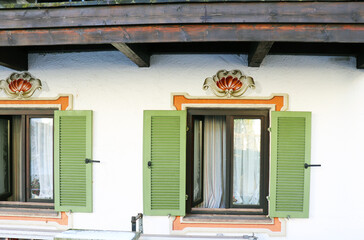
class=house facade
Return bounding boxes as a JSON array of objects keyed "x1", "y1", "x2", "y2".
[{"x1": 0, "y1": 1, "x2": 363, "y2": 240}]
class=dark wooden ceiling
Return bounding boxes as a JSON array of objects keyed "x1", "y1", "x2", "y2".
[{"x1": 0, "y1": 1, "x2": 363, "y2": 70}]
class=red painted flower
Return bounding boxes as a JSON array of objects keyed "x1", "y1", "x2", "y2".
[
  {"x1": 8, "y1": 79, "x2": 32, "y2": 93},
  {"x1": 216, "y1": 76, "x2": 243, "y2": 91}
]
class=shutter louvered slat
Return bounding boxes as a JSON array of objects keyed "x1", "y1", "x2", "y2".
[
  {"x1": 59, "y1": 116, "x2": 87, "y2": 207},
  {"x1": 143, "y1": 110, "x2": 186, "y2": 216},
  {"x1": 269, "y1": 112, "x2": 311, "y2": 218},
  {"x1": 276, "y1": 117, "x2": 305, "y2": 212},
  {"x1": 54, "y1": 111, "x2": 92, "y2": 213}
]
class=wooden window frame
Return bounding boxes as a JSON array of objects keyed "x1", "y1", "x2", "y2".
[
  {"x1": 186, "y1": 108, "x2": 269, "y2": 215},
  {"x1": 0, "y1": 109, "x2": 55, "y2": 206},
  {"x1": 0, "y1": 116, "x2": 12, "y2": 201},
  {"x1": 190, "y1": 116, "x2": 204, "y2": 207}
]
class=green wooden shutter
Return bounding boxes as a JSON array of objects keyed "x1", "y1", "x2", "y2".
[
  {"x1": 54, "y1": 110, "x2": 92, "y2": 213},
  {"x1": 143, "y1": 110, "x2": 186, "y2": 216},
  {"x1": 269, "y1": 111, "x2": 311, "y2": 218}
]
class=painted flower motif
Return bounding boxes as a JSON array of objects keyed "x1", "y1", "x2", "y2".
[
  {"x1": 203, "y1": 69, "x2": 255, "y2": 98},
  {"x1": 216, "y1": 76, "x2": 243, "y2": 92},
  {"x1": 0, "y1": 72, "x2": 42, "y2": 99},
  {"x1": 8, "y1": 79, "x2": 32, "y2": 93}
]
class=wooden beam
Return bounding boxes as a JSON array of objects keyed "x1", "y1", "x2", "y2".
[
  {"x1": 357, "y1": 47, "x2": 364, "y2": 69},
  {"x1": 112, "y1": 43, "x2": 150, "y2": 67},
  {"x1": 1, "y1": 2, "x2": 364, "y2": 30},
  {"x1": 1, "y1": 24, "x2": 364, "y2": 47},
  {"x1": 0, "y1": 47, "x2": 28, "y2": 71},
  {"x1": 358, "y1": 55, "x2": 364, "y2": 69},
  {"x1": 248, "y1": 42, "x2": 274, "y2": 67}
]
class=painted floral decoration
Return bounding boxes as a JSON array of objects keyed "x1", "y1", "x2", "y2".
[
  {"x1": 0, "y1": 72, "x2": 42, "y2": 98},
  {"x1": 203, "y1": 69, "x2": 255, "y2": 97}
]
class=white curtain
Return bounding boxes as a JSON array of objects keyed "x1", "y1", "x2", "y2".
[
  {"x1": 30, "y1": 118, "x2": 53, "y2": 200},
  {"x1": 233, "y1": 119, "x2": 260, "y2": 205},
  {"x1": 201, "y1": 116, "x2": 226, "y2": 208}
]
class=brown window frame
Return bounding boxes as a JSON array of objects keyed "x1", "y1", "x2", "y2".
[
  {"x1": 186, "y1": 108, "x2": 269, "y2": 215},
  {"x1": 0, "y1": 116, "x2": 12, "y2": 201},
  {"x1": 0, "y1": 109, "x2": 55, "y2": 205}
]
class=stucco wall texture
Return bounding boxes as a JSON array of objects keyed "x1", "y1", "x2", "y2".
[{"x1": 0, "y1": 52, "x2": 363, "y2": 240}]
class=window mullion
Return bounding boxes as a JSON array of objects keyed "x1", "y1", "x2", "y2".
[
  {"x1": 20, "y1": 115, "x2": 26, "y2": 202},
  {"x1": 25, "y1": 115, "x2": 31, "y2": 202},
  {"x1": 226, "y1": 115, "x2": 233, "y2": 209}
]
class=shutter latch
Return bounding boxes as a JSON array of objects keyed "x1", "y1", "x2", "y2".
[
  {"x1": 85, "y1": 158, "x2": 101, "y2": 164},
  {"x1": 304, "y1": 163, "x2": 321, "y2": 169},
  {"x1": 185, "y1": 195, "x2": 188, "y2": 200}
]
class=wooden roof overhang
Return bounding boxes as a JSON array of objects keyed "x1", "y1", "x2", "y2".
[{"x1": 0, "y1": 1, "x2": 364, "y2": 70}]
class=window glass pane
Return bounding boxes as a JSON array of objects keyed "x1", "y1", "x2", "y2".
[
  {"x1": 233, "y1": 119, "x2": 261, "y2": 206},
  {"x1": 30, "y1": 118, "x2": 53, "y2": 200},
  {"x1": 0, "y1": 119, "x2": 10, "y2": 199},
  {"x1": 193, "y1": 119, "x2": 203, "y2": 203}
]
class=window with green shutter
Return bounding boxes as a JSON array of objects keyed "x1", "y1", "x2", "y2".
[
  {"x1": 143, "y1": 109, "x2": 312, "y2": 219},
  {"x1": 0, "y1": 109, "x2": 93, "y2": 212}
]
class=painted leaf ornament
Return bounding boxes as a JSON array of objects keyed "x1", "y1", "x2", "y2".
[
  {"x1": 203, "y1": 70, "x2": 255, "y2": 97},
  {"x1": 0, "y1": 72, "x2": 42, "y2": 99}
]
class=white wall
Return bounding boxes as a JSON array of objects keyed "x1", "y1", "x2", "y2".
[{"x1": 0, "y1": 52, "x2": 363, "y2": 240}]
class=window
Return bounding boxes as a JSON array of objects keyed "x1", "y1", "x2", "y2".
[
  {"x1": 0, "y1": 109, "x2": 93, "y2": 213},
  {"x1": 0, "y1": 109, "x2": 54, "y2": 204},
  {"x1": 143, "y1": 109, "x2": 312, "y2": 219},
  {"x1": 186, "y1": 109, "x2": 269, "y2": 215}
]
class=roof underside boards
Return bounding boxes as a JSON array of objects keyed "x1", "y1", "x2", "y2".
[{"x1": 0, "y1": 1, "x2": 363, "y2": 69}]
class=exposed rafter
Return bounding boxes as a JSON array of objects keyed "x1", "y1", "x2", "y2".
[
  {"x1": 0, "y1": 47, "x2": 28, "y2": 71},
  {"x1": 357, "y1": 55, "x2": 364, "y2": 69},
  {"x1": 112, "y1": 43, "x2": 150, "y2": 67},
  {"x1": 248, "y1": 42, "x2": 274, "y2": 67}
]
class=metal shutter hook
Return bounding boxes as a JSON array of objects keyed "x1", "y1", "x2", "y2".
[
  {"x1": 304, "y1": 163, "x2": 321, "y2": 169},
  {"x1": 85, "y1": 158, "x2": 101, "y2": 164}
]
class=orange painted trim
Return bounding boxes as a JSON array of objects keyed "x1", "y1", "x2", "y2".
[
  {"x1": 0, "y1": 95, "x2": 71, "y2": 110},
  {"x1": 0, "y1": 212, "x2": 68, "y2": 226},
  {"x1": 173, "y1": 95, "x2": 285, "y2": 111},
  {"x1": 0, "y1": 95, "x2": 71, "y2": 226},
  {"x1": 173, "y1": 216, "x2": 281, "y2": 232},
  {"x1": 172, "y1": 94, "x2": 286, "y2": 233}
]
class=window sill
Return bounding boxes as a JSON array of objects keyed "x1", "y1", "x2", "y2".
[
  {"x1": 0, "y1": 201, "x2": 58, "y2": 218},
  {"x1": 172, "y1": 216, "x2": 285, "y2": 237},
  {"x1": 191, "y1": 207, "x2": 265, "y2": 215},
  {"x1": 182, "y1": 214, "x2": 273, "y2": 225}
]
